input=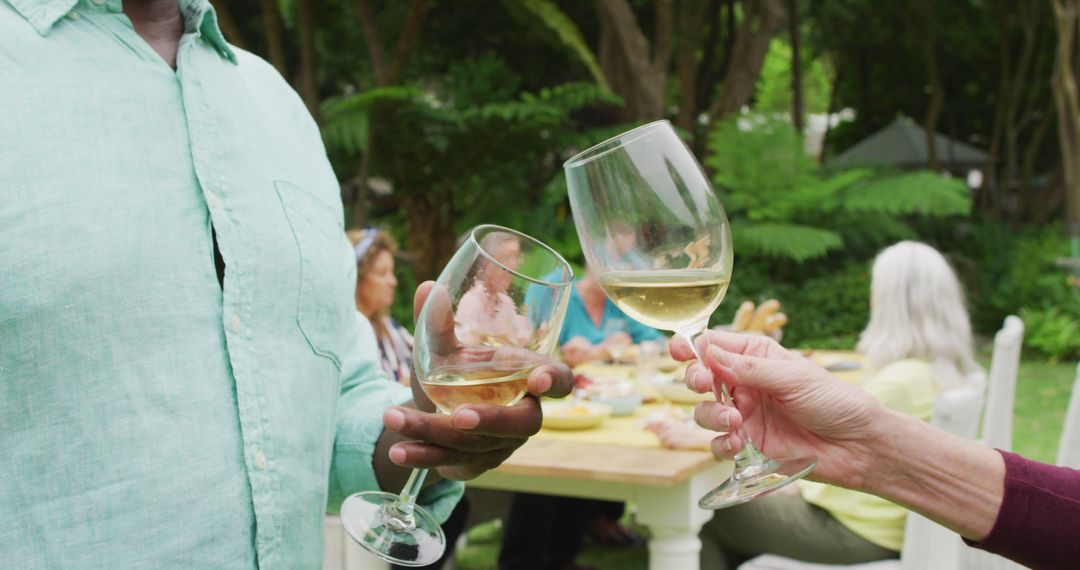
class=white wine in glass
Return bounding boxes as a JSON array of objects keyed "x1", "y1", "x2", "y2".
[
  {"x1": 420, "y1": 361, "x2": 537, "y2": 413},
  {"x1": 599, "y1": 270, "x2": 731, "y2": 332},
  {"x1": 565, "y1": 120, "x2": 817, "y2": 509},
  {"x1": 340, "y1": 225, "x2": 573, "y2": 565}
]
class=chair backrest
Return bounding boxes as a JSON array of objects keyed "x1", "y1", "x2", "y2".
[
  {"x1": 980, "y1": 316, "x2": 1025, "y2": 451},
  {"x1": 900, "y1": 378, "x2": 987, "y2": 570},
  {"x1": 930, "y1": 373, "x2": 986, "y2": 438},
  {"x1": 1057, "y1": 361, "x2": 1080, "y2": 468}
]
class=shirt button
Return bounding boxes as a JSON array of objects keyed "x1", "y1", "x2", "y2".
[
  {"x1": 205, "y1": 192, "x2": 220, "y2": 209},
  {"x1": 229, "y1": 315, "x2": 241, "y2": 333},
  {"x1": 66, "y1": 10, "x2": 80, "y2": 20},
  {"x1": 254, "y1": 451, "x2": 268, "y2": 470}
]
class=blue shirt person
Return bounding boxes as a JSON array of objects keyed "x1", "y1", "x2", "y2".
[{"x1": 558, "y1": 270, "x2": 664, "y2": 367}]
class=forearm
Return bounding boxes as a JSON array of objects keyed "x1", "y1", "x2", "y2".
[{"x1": 864, "y1": 408, "x2": 1004, "y2": 540}]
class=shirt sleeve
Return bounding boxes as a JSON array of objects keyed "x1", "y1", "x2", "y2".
[
  {"x1": 325, "y1": 310, "x2": 463, "y2": 522},
  {"x1": 628, "y1": 318, "x2": 664, "y2": 344},
  {"x1": 964, "y1": 450, "x2": 1080, "y2": 568}
]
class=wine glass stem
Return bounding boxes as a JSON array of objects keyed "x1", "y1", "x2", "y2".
[
  {"x1": 383, "y1": 467, "x2": 429, "y2": 532},
  {"x1": 682, "y1": 330, "x2": 767, "y2": 471}
]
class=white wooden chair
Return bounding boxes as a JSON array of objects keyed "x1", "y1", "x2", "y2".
[
  {"x1": 323, "y1": 515, "x2": 390, "y2": 570},
  {"x1": 1056, "y1": 361, "x2": 1080, "y2": 469},
  {"x1": 957, "y1": 316, "x2": 1026, "y2": 570},
  {"x1": 738, "y1": 375, "x2": 987, "y2": 570},
  {"x1": 978, "y1": 316, "x2": 1025, "y2": 451}
]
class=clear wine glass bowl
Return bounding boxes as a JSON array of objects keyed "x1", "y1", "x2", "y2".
[
  {"x1": 341, "y1": 224, "x2": 573, "y2": 565},
  {"x1": 564, "y1": 120, "x2": 816, "y2": 509}
]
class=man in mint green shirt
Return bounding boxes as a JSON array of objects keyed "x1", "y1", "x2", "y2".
[{"x1": 0, "y1": 1, "x2": 570, "y2": 567}]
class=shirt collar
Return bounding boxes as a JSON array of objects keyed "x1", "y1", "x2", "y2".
[
  {"x1": 7, "y1": 0, "x2": 78, "y2": 34},
  {"x1": 7, "y1": 0, "x2": 236, "y2": 64}
]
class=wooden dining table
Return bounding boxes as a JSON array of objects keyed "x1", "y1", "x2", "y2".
[
  {"x1": 468, "y1": 351, "x2": 866, "y2": 570},
  {"x1": 324, "y1": 351, "x2": 866, "y2": 570}
]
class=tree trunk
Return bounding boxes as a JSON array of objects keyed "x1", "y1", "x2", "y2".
[
  {"x1": 819, "y1": 67, "x2": 843, "y2": 163},
  {"x1": 984, "y1": 6, "x2": 1010, "y2": 217},
  {"x1": 676, "y1": 0, "x2": 712, "y2": 131},
  {"x1": 386, "y1": 0, "x2": 432, "y2": 85},
  {"x1": 258, "y1": 0, "x2": 288, "y2": 76},
  {"x1": 707, "y1": 0, "x2": 785, "y2": 120},
  {"x1": 597, "y1": 0, "x2": 675, "y2": 122},
  {"x1": 1019, "y1": 107, "x2": 1055, "y2": 223},
  {"x1": 401, "y1": 192, "x2": 457, "y2": 283},
  {"x1": 349, "y1": 0, "x2": 433, "y2": 230},
  {"x1": 916, "y1": 0, "x2": 943, "y2": 172},
  {"x1": 857, "y1": 49, "x2": 872, "y2": 136},
  {"x1": 354, "y1": 0, "x2": 389, "y2": 85},
  {"x1": 213, "y1": 1, "x2": 248, "y2": 50},
  {"x1": 787, "y1": 0, "x2": 804, "y2": 133},
  {"x1": 297, "y1": 0, "x2": 320, "y2": 123},
  {"x1": 1053, "y1": 0, "x2": 1080, "y2": 231}
]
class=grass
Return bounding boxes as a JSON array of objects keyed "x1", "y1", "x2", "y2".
[
  {"x1": 455, "y1": 357, "x2": 1078, "y2": 570},
  {"x1": 456, "y1": 514, "x2": 649, "y2": 570},
  {"x1": 1006, "y1": 356, "x2": 1078, "y2": 463}
]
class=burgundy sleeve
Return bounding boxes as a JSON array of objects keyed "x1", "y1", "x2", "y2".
[{"x1": 964, "y1": 450, "x2": 1080, "y2": 569}]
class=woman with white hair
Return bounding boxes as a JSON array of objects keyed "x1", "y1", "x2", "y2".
[{"x1": 652, "y1": 241, "x2": 984, "y2": 569}]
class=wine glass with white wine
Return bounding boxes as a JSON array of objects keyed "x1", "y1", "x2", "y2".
[
  {"x1": 564, "y1": 120, "x2": 817, "y2": 509},
  {"x1": 340, "y1": 225, "x2": 573, "y2": 565}
]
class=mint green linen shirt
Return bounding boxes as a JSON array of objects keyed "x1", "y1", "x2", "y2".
[{"x1": 0, "y1": 1, "x2": 461, "y2": 567}]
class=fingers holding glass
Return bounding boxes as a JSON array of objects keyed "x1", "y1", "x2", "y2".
[{"x1": 342, "y1": 225, "x2": 573, "y2": 566}]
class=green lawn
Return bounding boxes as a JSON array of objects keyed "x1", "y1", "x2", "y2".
[
  {"x1": 456, "y1": 357, "x2": 1078, "y2": 570},
  {"x1": 1006, "y1": 357, "x2": 1078, "y2": 463}
]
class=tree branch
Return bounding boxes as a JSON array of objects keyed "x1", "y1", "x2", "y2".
[
  {"x1": 651, "y1": 0, "x2": 675, "y2": 73},
  {"x1": 213, "y1": 1, "x2": 248, "y2": 50},
  {"x1": 386, "y1": 0, "x2": 432, "y2": 86},
  {"x1": 258, "y1": 0, "x2": 288, "y2": 76},
  {"x1": 355, "y1": 0, "x2": 389, "y2": 85},
  {"x1": 707, "y1": 0, "x2": 785, "y2": 120}
]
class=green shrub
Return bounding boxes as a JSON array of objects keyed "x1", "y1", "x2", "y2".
[
  {"x1": 782, "y1": 262, "x2": 871, "y2": 349},
  {"x1": 1021, "y1": 307, "x2": 1080, "y2": 362}
]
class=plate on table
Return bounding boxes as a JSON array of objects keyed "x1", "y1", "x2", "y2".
[
  {"x1": 816, "y1": 353, "x2": 864, "y2": 372},
  {"x1": 542, "y1": 401, "x2": 611, "y2": 430},
  {"x1": 649, "y1": 371, "x2": 713, "y2": 404}
]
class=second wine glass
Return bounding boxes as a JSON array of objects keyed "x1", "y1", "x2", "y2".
[
  {"x1": 340, "y1": 224, "x2": 573, "y2": 566},
  {"x1": 564, "y1": 120, "x2": 817, "y2": 509}
]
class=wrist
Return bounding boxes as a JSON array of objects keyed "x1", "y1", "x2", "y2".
[
  {"x1": 858, "y1": 407, "x2": 923, "y2": 494},
  {"x1": 856, "y1": 408, "x2": 1004, "y2": 540}
]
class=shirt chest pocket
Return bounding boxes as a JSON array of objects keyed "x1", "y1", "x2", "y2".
[{"x1": 275, "y1": 180, "x2": 352, "y2": 369}]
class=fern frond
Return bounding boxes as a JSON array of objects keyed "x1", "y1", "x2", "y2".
[
  {"x1": 503, "y1": 0, "x2": 610, "y2": 91},
  {"x1": 320, "y1": 87, "x2": 425, "y2": 155},
  {"x1": 734, "y1": 222, "x2": 844, "y2": 262},
  {"x1": 841, "y1": 171, "x2": 971, "y2": 217}
]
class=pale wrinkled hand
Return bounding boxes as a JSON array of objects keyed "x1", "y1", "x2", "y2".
[
  {"x1": 643, "y1": 417, "x2": 714, "y2": 450},
  {"x1": 672, "y1": 331, "x2": 885, "y2": 488},
  {"x1": 381, "y1": 282, "x2": 573, "y2": 481},
  {"x1": 560, "y1": 336, "x2": 600, "y2": 368}
]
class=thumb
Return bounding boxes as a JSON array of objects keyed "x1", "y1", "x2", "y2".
[{"x1": 413, "y1": 281, "x2": 436, "y2": 323}]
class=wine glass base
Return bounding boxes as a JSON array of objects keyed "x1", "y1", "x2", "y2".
[
  {"x1": 699, "y1": 455, "x2": 818, "y2": 510},
  {"x1": 341, "y1": 491, "x2": 446, "y2": 567}
]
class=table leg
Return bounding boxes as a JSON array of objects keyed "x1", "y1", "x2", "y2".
[
  {"x1": 647, "y1": 524, "x2": 705, "y2": 570},
  {"x1": 634, "y1": 462, "x2": 729, "y2": 570}
]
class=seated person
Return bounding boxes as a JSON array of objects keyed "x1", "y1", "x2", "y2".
[
  {"x1": 558, "y1": 267, "x2": 666, "y2": 367},
  {"x1": 499, "y1": 268, "x2": 663, "y2": 570},
  {"x1": 347, "y1": 227, "x2": 469, "y2": 570},
  {"x1": 647, "y1": 241, "x2": 983, "y2": 570},
  {"x1": 348, "y1": 228, "x2": 414, "y2": 384}
]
